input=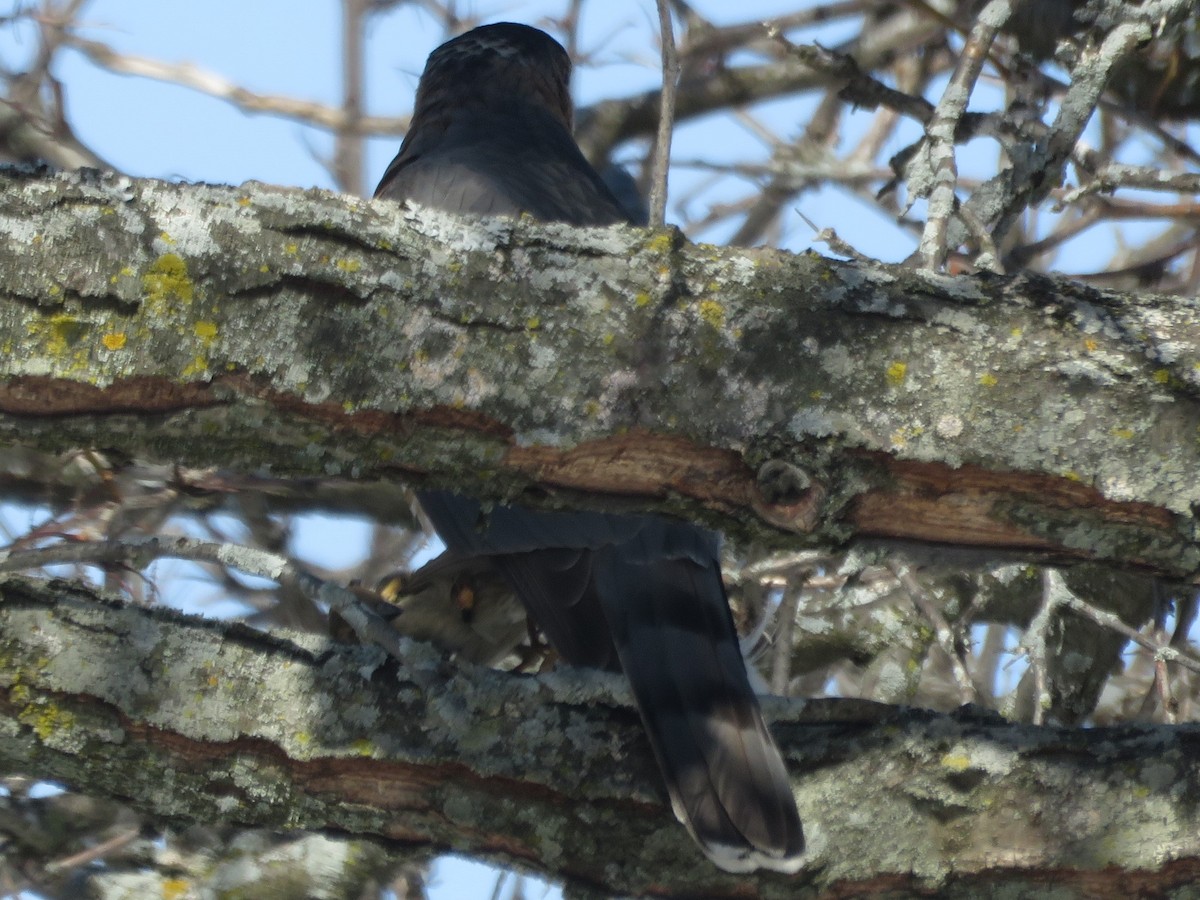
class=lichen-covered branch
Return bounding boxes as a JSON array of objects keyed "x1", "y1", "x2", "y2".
[
  {"x1": 0, "y1": 168, "x2": 1198, "y2": 579},
  {"x1": 3, "y1": 573, "x2": 1200, "y2": 897}
]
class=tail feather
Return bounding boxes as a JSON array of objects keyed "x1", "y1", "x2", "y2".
[
  {"x1": 416, "y1": 490, "x2": 805, "y2": 871},
  {"x1": 595, "y1": 531, "x2": 804, "y2": 872}
]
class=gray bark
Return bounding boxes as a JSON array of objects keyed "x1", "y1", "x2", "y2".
[
  {"x1": 0, "y1": 167, "x2": 1197, "y2": 577},
  {"x1": 3, "y1": 573, "x2": 1200, "y2": 898}
]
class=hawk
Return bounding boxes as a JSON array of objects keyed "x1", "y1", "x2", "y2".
[{"x1": 375, "y1": 22, "x2": 804, "y2": 873}]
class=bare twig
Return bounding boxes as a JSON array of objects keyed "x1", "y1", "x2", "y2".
[
  {"x1": 65, "y1": 35, "x2": 407, "y2": 136},
  {"x1": 1057, "y1": 583, "x2": 1200, "y2": 677},
  {"x1": 889, "y1": 559, "x2": 977, "y2": 704},
  {"x1": 0, "y1": 536, "x2": 407, "y2": 659},
  {"x1": 335, "y1": 0, "x2": 369, "y2": 195},
  {"x1": 769, "y1": 585, "x2": 802, "y2": 696},
  {"x1": 1021, "y1": 569, "x2": 1065, "y2": 725},
  {"x1": 915, "y1": 0, "x2": 1014, "y2": 270},
  {"x1": 44, "y1": 827, "x2": 141, "y2": 875},
  {"x1": 649, "y1": 0, "x2": 679, "y2": 227}
]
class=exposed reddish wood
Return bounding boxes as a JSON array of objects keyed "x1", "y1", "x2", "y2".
[
  {"x1": 849, "y1": 452, "x2": 1176, "y2": 552},
  {"x1": 220, "y1": 374, "x2": 514, "y2": 438},
  {"x1": 0, "y1": 375, "x2": 221, "y2": 415},
  {"x1": 507, "y1": 430, "x2": 752, "y2": 502},
  {"x1": 0, "y1": 375, "x2": 1183, "y2": 562}
]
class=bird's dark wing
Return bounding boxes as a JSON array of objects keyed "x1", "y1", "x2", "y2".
[{"x1": 375, "y1": 21, "x2": 805, "y2": 873}]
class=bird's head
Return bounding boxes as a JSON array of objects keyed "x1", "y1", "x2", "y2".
[{"x1": 411, "y1": 23, "x2": 575, "y2": 131}]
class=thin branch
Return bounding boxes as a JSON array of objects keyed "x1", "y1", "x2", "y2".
[
  {"x1": 335, "y1": 0, "x2": 369, "y2": 194},
  {"x1": 1057, "y1": 583, "x2": 1200, "y2": 677},
  {"x1": 1062, "y1": 158, "x2": 1200, "y2": 203},
  {"x1": 0, "y1": 536, "x2": 408, "y2": 659},
  {"x1": 890, "y1": 559, "x2": 978, "y2": 704},
  {"x1": 915, "y1": 0, "x2": 1014, "y2": 270},
  {"x1": 65, "y1": 35, "x2": 408, "y2": 136},
  {"x1": 43, "y1": 827, "x2": 141, "y2": 875},
  {"x1": 649, "y1": 0, "x2": 679, "y2": 227}
]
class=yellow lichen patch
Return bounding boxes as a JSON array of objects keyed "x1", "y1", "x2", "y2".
[
  {"x1": 940, "y1": 752, "x2": 972, "y2": 772},
  {"x1": 158, "y1": 232, "x2": 175, "y2": 245},
  {"x1": 20, "y1": 701, "x2": 75, "y2": 741},
  {"x1": 1111, "y1": 426, "x2": 1135, "y2": 440},
  {"x1": 351, "y1": 738, "x2": 375, "y2": 756},
  {"x1": 194, "y1": 321, "x2": 218, "y2": 344},
  {"x1": 886, "y1": 360, "x2": 907, "y2": 387},
  {"x1": 142, "y1": 253, "x2": 195, "y2": 313},
  {"x1": 50, "y1": 314, "x2": 82, "y2": 353},
  {"x1": 101, "y1": 332, "x2": 127, "y2": 351},
  {"x1": 181, "y1": 355, "x2": 208, "y2": 377},
  {"x1": 1084, "y1": 337, "x2": 1098, "y2": 352},
  {"x1": 889, "y1": 424, "x2": 924, "y2": 449},
  {"x1": 162, "y1": 878, "x2": 191, "y2": 900},
  {"x1": 645, "y1": 232, "x2": 674, "y2": 254},
  {"x1": 603, "y1": 333, "x2": 615, "y2": 345},
  {"x1": 979, "y1": 372, "x2": 998, "y2": 386},
  {"x1": 698, "y1": 299, "x2": 725, "y2": 330},
  {"x1": 526, "y1": 316, "x2": 540, "y2": 331},
  {"x1": 285, "y1": 243, "x2": 299, "y2": 255},
  {"x1": 634, "y1": 292, "x2": 652, "y2": 308},
  {"x1": 237, "y1": 196, "x2": 252, "y2": 207},
  {"x1": 29, "y1": 313, "x2": 88, "y2": 358},
  {"x1": 259, "y1": 264, "x2": 270, "y2": 273},
  {"x1": 1153, "y1": 369, "x2": 1170, "y2": 384},
  {"x1": 335, "y1": 258, "x2": 361, "y2": 273}
]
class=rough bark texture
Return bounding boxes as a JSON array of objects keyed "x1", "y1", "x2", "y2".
[
  {"x1": 0, "y1": 168, "x2": 1197, "y2": 578},
  {"x1": 3, "y1": 573, "x2": 1200, "y2": 899},
  {"x1": 3, "y1": 168, "x2": 1200, "y2": 895}
]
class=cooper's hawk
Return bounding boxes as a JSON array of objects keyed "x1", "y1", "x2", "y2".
[{"x1": 375, "y1": 22, "x2": 804, "y2": 874}]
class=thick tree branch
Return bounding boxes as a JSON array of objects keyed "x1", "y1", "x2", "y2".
[
  {"x1": 4, "y1": 573, "x2": 1200, "y2": 897},
  {"x1": 0, "y1": 168, "x2": 1198, "y2": 580}
]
